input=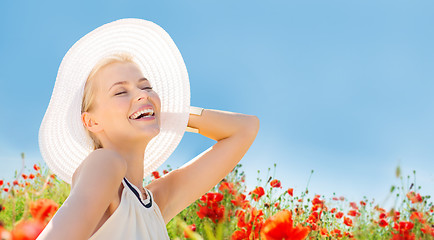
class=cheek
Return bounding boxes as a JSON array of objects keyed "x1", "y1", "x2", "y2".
[
  {"x1": 152, "y1": 92, "x2": 162, "y2": 109},
  {"x1": 104, "y1": 98, "x2": 131, "y2": 119}
]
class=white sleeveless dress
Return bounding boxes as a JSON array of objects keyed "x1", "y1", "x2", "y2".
[{"x1": 88, "y1": 177, "x2": 170, "y2": 239}]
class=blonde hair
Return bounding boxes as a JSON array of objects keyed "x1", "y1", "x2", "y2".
[{"x1": 81, "y1": 52, "x2": 135, "y2": 150}]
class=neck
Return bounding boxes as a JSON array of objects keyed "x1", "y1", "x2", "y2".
[{"x1": 100, "y1": 139, "x2": 148, "y2": 189}]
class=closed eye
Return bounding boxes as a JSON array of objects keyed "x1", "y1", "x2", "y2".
[
  {"x1": 114, "y1": 91, "x2": 126, "y2": 96},
  {"x1": 114, "y1": 87, "x2": 153, "y2": 96}
]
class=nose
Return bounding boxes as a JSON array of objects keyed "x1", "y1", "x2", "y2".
[
  {"x1": 137, "y1": 96, "x2": 148, "y2": 101},
  {"x1": 135, "y1": 88, "x2": 151, "y2": 102}
]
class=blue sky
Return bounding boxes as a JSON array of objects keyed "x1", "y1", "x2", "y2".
[{"x1": 1, "y1": 1, "x2": 433, "y2": 209}]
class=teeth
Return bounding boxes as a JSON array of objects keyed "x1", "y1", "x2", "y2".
[{"x1": 130, "y1": 108, "x2": 154, "y2": 119}]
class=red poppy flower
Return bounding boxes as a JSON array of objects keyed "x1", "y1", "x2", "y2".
[
  {"x1": 249, "y1": 187, "x2": 265, "y2": 202},
  {"x1": 395, "y1": 221, "x2": 414, "y2": 231},
  {"x1": 219, "y1": 182, "x2": 236, "y2": 195},
  {"x1": 420, "y1": 224, "x2": 434, "y2": 236},
  {"x1": 344, "y1": 232, "x2": 354, "y2": 238},
  {"x1": 360, "y1": 200, "x2": 366, "y2": 206},
  {"x1": 200, "y1": 192, "x2": 224, "y2": 204},
  {"x1": 348, "y1": 210, "x2": 360, "y2": 217},
  {"x1": 231, "y1": 229, "x2": 248, "y2": 240},
  {"x1": 29, "y1": 199, "x2": 59, "y2": 222},
  {"x1": 344, "y1": 217, "x2": 353, "y2": 227},
  {"x1": 330, "y1": 208, "x2": 337, "y2": 213},
  {"x1": 196, "y1": 203, "x2": 225, "y2": 224},
  {"x1": 378, "y1": 218, "x2": 388, "y2": 227},
  {"x1": 29, "y1": 199, "x2": 59, "y2": 223},
  {"x1": 320, "y1": 228, "x2": 328, "y2": 236},
  {"x1": 3, "y1": 188, "x2": 9, "y2": 192},
  {"x1": 391, "y1": 221, "x2": 415, "y2": 240},
  {"x1": 330, "y1": 229, "x2": 342, "y2": 238},
  {"x1": 11, "y1": 220, "x2": 45, "y2": 240},
  {"x1": 406, "y1": 191, "x2": 423, "y2": 204},
  {"x1": 151, "y1": 171, "x2": 160, "y2": 179},
  {"x1": 33, "y1": 164, "x2": 40, "y2": 171},
  {"x1": 410, "y1": 211, "x2": 425, "y2": 224},
  {"x1": 310, "y1": 223, "x2": 318, "y2": 231},
  {"x1": 231, "y1": 194, "x2": 250, "y2": 209},
  {"x1": 260, "y1": 210, "x2": 310, "y2": 240},
  {"x1": 21, "y1": 174, "x2": 28, "y2": 180},
  {"x1": 349, "y1": 202, "x2": 358, "y2": 210},
  {"x1": 197, "y1": 192, "x2": 226, "y2": 224},
  {"x1": 389, "y1": 210, "x2": 401, "y2": 222},
  {"x1": 235, "y1": 207, "x2": 265, "y2": 239},
  {"x1": 13, "y1": 180, "x2": 19, "y2": 186},
  {"x1": 375, "y1": 206, "x2": 386, "y2": 212},
  {"x1": 311, "y1": 196, "x2": 324, "y2": 209},
  {"x1": 270, "y1": 179, "x2": 282, "y2": 188},
  {"x1": 307, "y1": 211, "x2": 319, "y2": 224},
  {"x1": 311, "y1": 204, "x2": 321, "y2": 212},
  {"x1": 335, "y1": 212, "x2": 343, "y2": 219},
  {"x1": 29, "y1": 174, "x2": 35, "y2": 180},
  {"x1": 183, "y1": 223, "x2": 196, "y2": 239},
  {"x1": 287, "y1": 188, "x2": 293, "y2": 197}
]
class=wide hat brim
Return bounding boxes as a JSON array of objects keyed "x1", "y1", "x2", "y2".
[{"x1": 39, "y1": 18, "x2": 190, "y2": 184}]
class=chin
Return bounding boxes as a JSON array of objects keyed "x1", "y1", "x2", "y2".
[{"x1": 142, "y1": 127, "x2": 161, "y2": 139}]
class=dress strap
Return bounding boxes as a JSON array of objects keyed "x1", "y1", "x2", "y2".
[{"x1": 122, "y1": 177, "x2": 153, "y2": 208}]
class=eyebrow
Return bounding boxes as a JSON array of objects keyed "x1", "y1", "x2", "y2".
[{"x1": 109, "y1": 78, "x2": 149, "y2": 91}]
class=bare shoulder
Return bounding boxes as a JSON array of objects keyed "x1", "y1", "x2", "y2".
[
  {"x1": 37, "y1": 149, "x2": 127, "y2": 240},
  {"x1": 72, "y1": 148, "x2": 127, "y2": 189}
]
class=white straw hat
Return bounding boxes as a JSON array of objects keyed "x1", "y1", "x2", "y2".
[{"x1": 38, "y1": 18, "x2": 190, "y2": 184}]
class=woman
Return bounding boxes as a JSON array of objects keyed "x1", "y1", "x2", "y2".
[{"x1": 37, "y1": 19, "x2": 259, "y2": 239}]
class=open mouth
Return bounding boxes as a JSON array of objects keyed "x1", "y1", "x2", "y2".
[{"x1": 129, "y1": 108, "x2": 155, "y2": 120}]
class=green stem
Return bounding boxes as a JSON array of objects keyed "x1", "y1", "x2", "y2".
[{"x1": 204, "y1": 221, "x2": 217, "y2": 240}]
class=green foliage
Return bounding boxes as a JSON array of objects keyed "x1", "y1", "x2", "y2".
[
  {"x1": 0, "y1": 159, "x2": 70, "y2": 230},
  {"x1": 1, "y1": 156, "x2": 433, "y2": 239}
]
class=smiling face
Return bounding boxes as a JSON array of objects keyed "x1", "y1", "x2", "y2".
[{"x1": 81, "y1": 60, "x2": 161, "y2": 149}]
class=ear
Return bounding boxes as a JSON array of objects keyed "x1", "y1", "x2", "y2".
[{"x1": 81, "y1": 112, "x2": 103, "y2": 133}]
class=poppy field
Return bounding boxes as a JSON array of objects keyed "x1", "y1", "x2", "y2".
[{"x1": 0, "y1": 153, "x2": 433, "y2": 240}]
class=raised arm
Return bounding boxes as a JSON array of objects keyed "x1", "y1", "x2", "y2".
[
  {"x1": 157, "y1": 108, "x2": 259, "y2": 224},
  {"x1": 36, "y1": 149, "x2": 127, "y2": 240}
]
